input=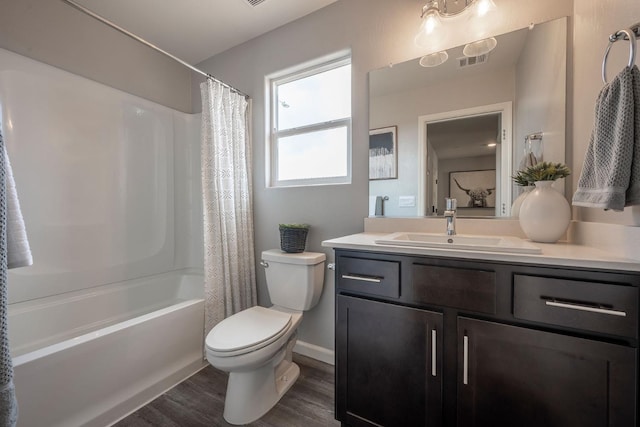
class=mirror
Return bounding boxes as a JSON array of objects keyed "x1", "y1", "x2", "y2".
[{"x1": 369, "y1": 17, "x2": 567, "y2": 217}]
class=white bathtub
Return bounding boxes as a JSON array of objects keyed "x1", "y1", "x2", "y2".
[{"x1": 9, "y1": 269, "x2": 206, "y2": 427}]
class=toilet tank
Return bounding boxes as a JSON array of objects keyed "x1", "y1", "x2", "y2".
[{"x1": 261, "y1": 249, "x2": 326, "y2": 311}]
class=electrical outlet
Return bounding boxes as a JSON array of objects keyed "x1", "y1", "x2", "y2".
[{"x1": 399, "y1": 196, "x2": 416, "y2": 207}]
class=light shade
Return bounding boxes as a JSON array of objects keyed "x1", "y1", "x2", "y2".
[
  {"x1": 419, "y1": 51, "x2": 449, "y2": 67},
  {"x1": 463, "y1": 37, "x2": 497, "y2": 57}
]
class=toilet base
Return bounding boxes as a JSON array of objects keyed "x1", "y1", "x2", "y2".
[{"x1": 223, "y1": 340, "x2": 300, "y2": 425}]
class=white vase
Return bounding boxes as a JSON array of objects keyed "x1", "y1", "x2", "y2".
[
  {"x1": 511, "y1": 185, "x2": 535, "y2": 218},
  {"x1": 519, "y1": 180, "x2": 570, "y2": 243}
]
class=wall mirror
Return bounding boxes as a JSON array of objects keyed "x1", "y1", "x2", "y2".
[{"x1": 369, "y1": 17, "x2": 567, "y2": 218}]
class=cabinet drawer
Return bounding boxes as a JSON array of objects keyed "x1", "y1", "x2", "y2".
[
  {"x1": 337, "y1": 256, "x2": 400, "y2": 298},
  {"x1": 513, "y1": 275, "x2": 638, "y2": 338},
  {"x1": 413, "y1": 263, "x2": 496, "y2": 314}
]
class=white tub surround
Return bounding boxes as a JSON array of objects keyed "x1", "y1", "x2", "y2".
[
  {"x1": 0, "y1": 47, "x2": 202, "y2": 304},
  {"x1": 325, "y1": 218, "x2": 640, "y2": 272},
  {"x1": 10, "y1": 270, "x2": 205, "y2": 427}
]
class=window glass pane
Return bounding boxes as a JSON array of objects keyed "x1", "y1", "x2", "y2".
[
  {"x1": 277, "y1": 64, "x2": 351, "y2": 131},
  {"x1": 278, "y1": 127, "x2": 348, "y2": 181}
]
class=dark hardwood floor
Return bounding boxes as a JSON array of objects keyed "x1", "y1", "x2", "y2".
[{"x1": 114, "y1": 354, "x2": 340, "y2": 427}]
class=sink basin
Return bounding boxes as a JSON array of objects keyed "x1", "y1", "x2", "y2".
[{"x1": 375, "y1": 232, "x2": 542, "y2": 254}]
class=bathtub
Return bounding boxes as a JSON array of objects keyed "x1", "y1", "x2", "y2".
[{"x1": 9, "y1": 269, "x2": 206, "y2": 427}]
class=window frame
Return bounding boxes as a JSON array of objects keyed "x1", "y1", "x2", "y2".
[{"x1": 267, "y1": 55, "x2": 352, "y2": 188}]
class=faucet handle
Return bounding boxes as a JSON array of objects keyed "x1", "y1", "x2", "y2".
[{"x1": 445, "y1": 198, "x2": 457, "y2": 210}]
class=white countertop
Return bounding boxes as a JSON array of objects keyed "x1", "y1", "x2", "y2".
[{"x1": 322, "y1": 232, "x2": 640, "y2": 272}]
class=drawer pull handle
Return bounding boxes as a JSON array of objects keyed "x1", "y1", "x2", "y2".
[
  {"x1": 431, "y1": 330, "x2": 437, "y2": 377},
  {"x1": 544, "y1": 300, "x2": 627, "y2": 317},
  {"x1": 463, "y1": 335, "x2": 469, "y2": 385},
  {"x1": 341, "y1": 274, "x2": 382, "y2": 283}
]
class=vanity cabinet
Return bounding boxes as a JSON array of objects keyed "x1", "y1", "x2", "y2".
[
  {"x1": 457, "y1": 317, "x2": 636, "y2": 427},
  {"x1": 334, "y1": 249, "x2": 639, "y2": 427},
  {"x1": 336, "y1": 295, "x2": 443, "y2": 426}
]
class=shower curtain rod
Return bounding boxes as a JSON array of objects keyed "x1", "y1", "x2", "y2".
[{"x1": 60, "y1": 0, "x2": 249, "y2": 99}]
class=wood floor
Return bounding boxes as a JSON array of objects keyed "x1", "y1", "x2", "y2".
[{"x1": 114, "y1": 354, "x2": 341, "y2": 427}]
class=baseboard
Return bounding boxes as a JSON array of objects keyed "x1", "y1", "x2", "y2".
[{"x1": 294, "y1": 340, "x2": 335, "y2": 365}]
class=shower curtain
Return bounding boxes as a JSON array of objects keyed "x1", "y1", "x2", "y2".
[{"x1": 201, "y1": 79, "x2": 257, "y2": 335}]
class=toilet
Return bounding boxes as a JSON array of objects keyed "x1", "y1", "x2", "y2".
[{"x1": 205, "y1": 249, "x2": 326, "y2": 425}]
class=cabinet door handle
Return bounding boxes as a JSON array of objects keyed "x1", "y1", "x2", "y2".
[
  {"x1": 544, "y1": 300, "x2": 627, "y2": 317},
  {"x1": 463, "y1": 335, "x2": 469, "y2": 385},
  {"x1": 431, "y1": 329, "x2": 437, "y2": 377},
  {"x1": 341, "y1": 274, "x2": 382, "y2": 283}
]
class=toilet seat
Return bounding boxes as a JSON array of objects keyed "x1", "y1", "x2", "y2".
[{"x1": 206, "y1": 306, "x2": 292, "y2": 357}]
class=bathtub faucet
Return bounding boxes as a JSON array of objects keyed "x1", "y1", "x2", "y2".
[{"x1": 444, "y1": 198, "x2": 457, "y2": 236}]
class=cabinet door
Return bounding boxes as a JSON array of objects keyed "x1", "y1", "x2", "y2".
[
  {"x1": 457, "y1": 317, "x2": 637, "y2": 427},
  {"x1": 336, "y1": 294, "x2": 443, "y2": 427}
]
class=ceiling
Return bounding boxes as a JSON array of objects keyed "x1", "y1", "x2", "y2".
[{"x1": 73, "y1": 0, "x2": 338, "y2": 65}]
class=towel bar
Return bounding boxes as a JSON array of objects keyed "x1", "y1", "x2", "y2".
[{"x1": 602, "y1": 23, "x2": 639, "y2": 84}]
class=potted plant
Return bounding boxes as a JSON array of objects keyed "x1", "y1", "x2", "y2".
[
  {"x1": 522, "y1": 162, "x2": 570, "y2": 182},
  {"x1": 518, "y1": 162, "x2": 571, "y2": 243},
  {"x1": 279, "y1": 223, "x2": 310, "y2": 253}
]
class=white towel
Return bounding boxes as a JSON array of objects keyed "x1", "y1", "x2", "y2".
[
  {"x1": 4, "y1": 147, "x2": 32, "y2": 269},
  {"x1": 572, "y1": 65, "x2": 640, "y2": 210}
]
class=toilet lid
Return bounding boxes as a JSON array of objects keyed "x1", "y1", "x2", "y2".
[{"x1": 206, "y1": 306, "x2": 292, "y2": 353}]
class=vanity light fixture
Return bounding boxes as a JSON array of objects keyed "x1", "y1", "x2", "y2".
[
  {"x1": 420, "y1": 50, "x2": 449, "y2": 67},
  {"x1": 415, "y1": 0, "x2": 497, "y2": 48},
  {"x1": 487, "y1": 142, "x2": 497, "y2": 147}
]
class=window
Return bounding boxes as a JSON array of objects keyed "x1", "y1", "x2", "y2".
[{"x1": 268, "y1": 56, "x2": 351, "y2": 187}]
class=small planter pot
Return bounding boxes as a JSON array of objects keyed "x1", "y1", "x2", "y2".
[
  {"x1": 519, "y1": 181, "x2": 570, "y2": 243},
  {"x1": 279, "y1": 224, "x2": 310, "y2": 253}
]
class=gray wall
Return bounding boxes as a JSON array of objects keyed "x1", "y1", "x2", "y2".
[
  {"x1": 515, "y1": 17, "x2": 567, "y2": 185},
  {"x1": 193, "y1": 0, "x2": 573, "y2": 351},
  {"x1": 573, "y1": 0, "x2": 640, "y2": 225},
  {"x1": 0, "y1": 0, "x2": 193, "y2": 113}
]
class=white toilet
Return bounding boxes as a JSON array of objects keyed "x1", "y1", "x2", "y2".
[{"x1": 205, "y1": 249, "x2": 326, "y2": 425}]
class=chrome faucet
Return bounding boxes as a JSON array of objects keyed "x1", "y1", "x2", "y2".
[{"x1": 444, "y1": 198, "x2": 457, "y2": 236}]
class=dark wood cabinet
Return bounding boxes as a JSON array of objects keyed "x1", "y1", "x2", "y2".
[
  {"x1": 334, "y1": 249, "x2": 639, "y2": 427},
  {"x1": 336, "y1": 294, "x2": 443, "y2": 427},
  {"x1": 457, "y1": 317, "x2": 636, "y2": 427}
]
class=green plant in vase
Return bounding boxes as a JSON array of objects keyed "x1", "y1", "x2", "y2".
[{"x1": 518, "y1": 162, "x2": 571, "y2": 243}]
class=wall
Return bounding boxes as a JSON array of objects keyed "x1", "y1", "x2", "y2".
[
  {"x1": 515, "y1": 17, "x2": 567, "y2": 189},
  {"x1": 573, "y1": 0, "x2": 640, "y2": 225},
  {"x1": 370, "y1": 68, "x2": 515, "y2": 216},
  {"x1": 193, "y1": 0, "x2": 573, "y2": 353},
  {"x1": 0, "y1": 0, "x2": 193, "y2": 113},
  {"x1": 0, "y1": 48, "x2": 201, "y2": 304}
]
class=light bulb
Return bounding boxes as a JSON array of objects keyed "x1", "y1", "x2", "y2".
[
  {"x1": 422, "y1": 10, "x2": 442, "y2": 35},
  {"x1": 475, "y1": 0, "x2": 496, "y2": 17}
]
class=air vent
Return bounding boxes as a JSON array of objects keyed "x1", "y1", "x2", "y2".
[
  {"x1": 457, "y1": 53, "x2": 489, "y2": 68},
  {"x1": 245, "y1": 0, "x2": 267, "y2": 6}
]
